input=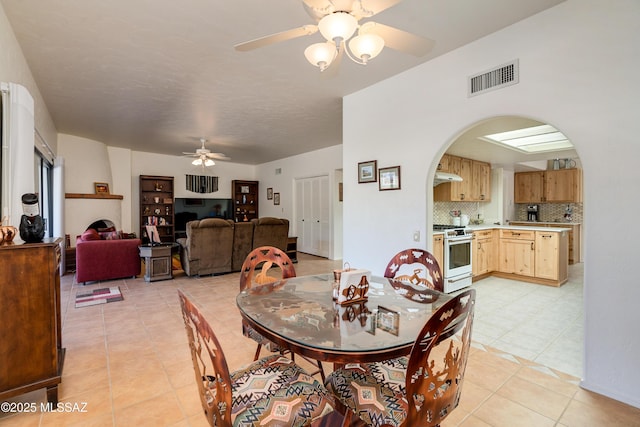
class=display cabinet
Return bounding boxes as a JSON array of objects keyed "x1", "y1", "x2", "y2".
[
  {"x1": 232, "y1": 180, "x2": 259, "y2": 222},
  {"x1": 140, "y1": 175, "x2": 175, "y2": 243}
]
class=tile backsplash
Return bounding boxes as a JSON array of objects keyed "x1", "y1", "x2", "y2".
[
  {"x1": 433, "y1": 202, "x2": 583, "y2": 225},
  {"x1": 514, "y1": 203, "x2": 583, "y2": 223}
]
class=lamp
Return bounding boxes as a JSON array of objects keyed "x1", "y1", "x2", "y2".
[
  {"x1": 192, "y1": 157, "x2": 215, "y2": 167},
  {"x1": 305, "y1": 12, "x2": 385, "y2": 71}
]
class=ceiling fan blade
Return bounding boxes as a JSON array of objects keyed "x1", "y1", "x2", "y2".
[
  {"x1": 352, "y1": 0, "x2": 404, "y2": 18},
  {"x1": 182, "y1": 152, "x2": 197, "y2": 156},
  {"x1": 234, "y1": 25, "x2": 318, "y2": 51},
  {"x1": 303, "y1": 0, "x2": 333, "y2": 21},
  {"x1": 364, "y1": 22, "x2": 434, "y2": 56},
  {"x1": 206, "y1": 153, "x2": 230, "y2": 160}
]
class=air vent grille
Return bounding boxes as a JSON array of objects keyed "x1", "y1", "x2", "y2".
[{"x1": 468, "y1": 59, "x2": 519, "y2": 96}]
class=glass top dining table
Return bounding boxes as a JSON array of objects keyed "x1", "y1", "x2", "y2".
[{"x1": 236, "y1": 273, "x2": 452, "y2": 365}]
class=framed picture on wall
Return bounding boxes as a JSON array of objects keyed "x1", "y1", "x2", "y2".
[
  {"x1": 358, "y1": 160, "x2": 377, "y2": 183},
  {"x1": 94, "y1": 182, "x2": 110, "y2": 194},
  {"x1": 379, "y1": 166, "x2": 401, "y2": 191},
  {"x1": 274, "y1": 193, "x2": 280, "y2": 205},
  {"x1": 267, "y1": 187, "x2": 273, "y2": 200}
]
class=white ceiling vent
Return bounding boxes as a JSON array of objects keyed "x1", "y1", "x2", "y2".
[{"x1": 468, "y1": 59, "x2": 519, "y2": 97}]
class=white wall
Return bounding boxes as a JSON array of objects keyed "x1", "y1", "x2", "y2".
[
  {"x1": 343, "y1": 0, "x2": 640, "y2": 408},
  {"x1": 255, "y1": 145, "x2": 343, "y2": 259}
]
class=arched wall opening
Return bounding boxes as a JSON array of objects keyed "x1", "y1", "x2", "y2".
[{"x1": 426, "y1": 114, "x2": 584, "y2": 378}]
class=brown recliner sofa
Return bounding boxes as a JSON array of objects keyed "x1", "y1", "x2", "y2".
[
  {"x1": 178, "y1": 218, "x2": 234, "y2": 276},
  {"x1": 230, "y1": 217, "x2": 290, "y2": 271},
  {"x1": 178, "y1": 216, "x2": 291, "y2": 276}
]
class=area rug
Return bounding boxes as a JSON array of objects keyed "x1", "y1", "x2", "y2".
[{"x1": 75, "y1": 286, "x2": 123, "y2": 308}]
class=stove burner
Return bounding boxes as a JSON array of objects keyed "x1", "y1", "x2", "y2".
[{"x1": 433, "y1": 224, "x2": 461, "y2": 230}]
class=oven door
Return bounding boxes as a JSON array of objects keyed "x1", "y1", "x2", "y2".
[{"x1": 444, "y1": 236, "x2": 473, "y2": 292}]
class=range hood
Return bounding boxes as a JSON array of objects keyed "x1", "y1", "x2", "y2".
[{"x1": 434, "y1": 171, "x2": 463, "y2": 186}]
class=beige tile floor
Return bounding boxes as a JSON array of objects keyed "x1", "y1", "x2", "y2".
[{"x1": 2, "y1": 253, "x2": 639, "y2": 426}]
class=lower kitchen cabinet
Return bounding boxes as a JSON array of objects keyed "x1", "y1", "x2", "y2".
[
  {"x1": 535, "y1": 230, "x2": 569, "y2": 282},
  {"x1": 510, "y1": 222, "x2": 580, "y2": 264},
  {"x1": 498, "y1": 230, "x2": 536, "y2": 277},
  {"x1": 473, "y1": 229, "x2": 496, "y2": 278},
  {"x1": 432, "y1": 233, "x2": 444, "y2": 272}
]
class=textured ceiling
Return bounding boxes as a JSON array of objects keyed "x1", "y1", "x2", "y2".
[{"x1": 2, "y1": 0, "x2": 564, "y2": 164}]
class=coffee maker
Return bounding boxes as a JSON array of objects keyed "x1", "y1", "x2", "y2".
[{"x1": 527, "y1": 204, "x2": 539, "y2": 222}]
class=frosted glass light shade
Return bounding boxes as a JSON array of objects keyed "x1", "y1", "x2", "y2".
[
  {"x1": 318, "y1": 12, "x2": 357, "y2": 44},
  {"x1": 349, "y1": 33, "x2": 384, "y2": 63},
  {"x1": 192, "y1": 158, "x2": 202, "y2": 166},
  {"x1": 305, "y1": 42, "x2": 337, "y2": 71}
]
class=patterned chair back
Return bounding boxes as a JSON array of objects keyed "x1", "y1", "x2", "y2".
[
  {"x1": 178, "y1": 290, "x2": 233, "y2": 427},
  {"x1": 404, "y1": 289, "x2": 476, "y2": 426},
  {"x1": 239, "y1": 246, "x2": 296, "y2": 291},
  {"x1": 384, "y1": 248, "x2": 444, "y2": 302}
]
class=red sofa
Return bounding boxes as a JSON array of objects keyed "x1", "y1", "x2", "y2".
[{"x1": 76, "y1": 229, "x2": 141, "y2": 284}]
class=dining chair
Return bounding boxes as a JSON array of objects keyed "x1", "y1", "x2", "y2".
[
  {"x1": 325, "y1": 289, "x2": 476, "y2": 427},
  {"x1": 239, "y1": 246, "x2": 326, "y2": 380},
  {"x1": 384, "y1": 248, "x2": 444, "y2": 302},
  {"x1": 178, "y1": 290, "x2": 337, "y2": 427}
]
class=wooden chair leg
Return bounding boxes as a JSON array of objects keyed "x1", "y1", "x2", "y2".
[{"x1": 253, "y1": 343, "x2": 262, "y2": 361}]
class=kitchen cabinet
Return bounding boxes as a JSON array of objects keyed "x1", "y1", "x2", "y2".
[
  {"x1": 436, "y1": 154, "x2": 451, "y2": 172},
  {"x1": 545, "y1": 169, "x2": 582, "y2": 203},
  {"x1": 0, "y1": 239, "x2": 64, "y2": 404},
  {"x1": 535, "y1": 231, "x2": 569, "y2": 281},
  {"x1": 471, "y1": 160, "x2": 491, "y2": 201},
  {"x1": 472, "y1": 229, "x2": 495, "y2": 278},
  {"x1": 232, "y1": 180, "x2": 259, "y2": 222},
  {"x1": 432, "y1": 233, "x2": 444, "y2": 272},
  {"x1": 140, "y1": 175, "x2": 175, "y2": 243},
  {"x1": 510, "y1": 222, "x2": 580, "y2": 264},
  {"x1": 514, "y1": 171, "x2": 545, "y2": 203},
  {"x1": 498, "y1": 229, "x2": 535, "y2": 277},
  {"x1": 434, "y1": 155, "x2": 489, "y2": 202},
  {"x1": 514, "y1": 169, "x2": 582, "y2": 203}
]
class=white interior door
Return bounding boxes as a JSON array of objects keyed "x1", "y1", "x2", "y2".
[{"x1": 295, "y1": 175, "x2": 330, "y2": 257}]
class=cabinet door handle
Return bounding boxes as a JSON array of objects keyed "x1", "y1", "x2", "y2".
[
  {"x1": 541, "y1": 234, "x2": 553, "y2": 238},
  {"x1": 531, "y1": 242, "x2": 535, "y2": 250},
  {"x1": 460, "y1": 194, "x2": 465, "y2": 200}
]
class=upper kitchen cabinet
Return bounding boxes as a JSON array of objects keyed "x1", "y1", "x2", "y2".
[
  {"x1": 514, "y1": 171, "x2": 545, "y2": 203},
  {"x1": 545, "y1": 169, "x2": 583, "y2": 203},
  {"x1": 434, "y1": 155, "x2": 490, "y2": 202},
  {"x1": 471, "y1": 160, "x2": 491, "y2": 201},
  {"x1": 514, "y1": 169, "x2": 582, "y2": 203}
]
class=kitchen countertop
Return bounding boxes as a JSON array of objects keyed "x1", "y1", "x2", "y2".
[{"x1": 433, "y1": 223, "x2": 577, "y2": 235}]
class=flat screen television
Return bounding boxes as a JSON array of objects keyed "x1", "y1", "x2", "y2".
[{"x1": 174, "y1": 198, "x2": 234, "y2": 238}]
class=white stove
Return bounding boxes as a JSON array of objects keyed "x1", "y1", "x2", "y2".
[{"x1": 434, "y1": 225, "x2": 473, "y2": 293}]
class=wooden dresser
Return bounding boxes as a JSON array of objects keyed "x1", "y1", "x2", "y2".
[{"x1": 0, "y1": 238, "x2": 65, "y2": 404}]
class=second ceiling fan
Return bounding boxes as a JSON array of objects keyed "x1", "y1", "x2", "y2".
[{"x1": 234, "y1": 0, "x2": 434, "y2": 72}]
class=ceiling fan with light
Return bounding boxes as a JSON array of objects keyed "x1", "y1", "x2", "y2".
[
  {"x1": 234, "y1": 0, "x2": 434, "y2": 72},
  {"x1": 182, "y1": 138, "x2": 230, "y2": 167}
]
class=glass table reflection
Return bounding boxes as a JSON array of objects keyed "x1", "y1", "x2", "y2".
[{"x1": 236, "y1": 273, "x2": 451, "y2": 365}]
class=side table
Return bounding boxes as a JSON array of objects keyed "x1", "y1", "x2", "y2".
[{"x1": 139, "y1": 243, "x2": 178, "y2": 282}]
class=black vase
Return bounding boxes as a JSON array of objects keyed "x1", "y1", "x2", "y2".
[{"x1": 19, "y1": 215, "x2": 45, "y2": 243}]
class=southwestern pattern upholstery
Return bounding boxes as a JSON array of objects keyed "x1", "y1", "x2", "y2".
[
  {"x1": 178, "y1": 290, "x2": 336, "y2": 427},
  {"x1": 325, "y1": 289, "x2": 476, "y2": 427},
  {"x1": 384, "y1": 248, "x2": 444, "y2": 302}
]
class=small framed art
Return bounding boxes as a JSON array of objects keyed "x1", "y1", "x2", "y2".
[
  {"x1": 267, "y1": 187, "x2": 273, "y2": 200},
  {"x1": 379, "y1": 166, "x2": 401, "y2": 191},
  {"x1": 94, "y1": 182, "x2": 110, "y2": 194},
  {"x1": 274, "y1": 193, "x2": 280, "y2": 205},
  {"x1": 377, "y1": 306, "x2": 400, "y2": 336},
  {"x1": 358, "y1": 160, "x2": 377, "y2": 183}
]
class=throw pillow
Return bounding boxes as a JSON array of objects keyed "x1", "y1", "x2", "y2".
[{"x1": 81, "y1": 229, "x2": 100, "y2": 241}]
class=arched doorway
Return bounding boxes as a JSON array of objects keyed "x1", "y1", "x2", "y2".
[{"x1": 430, "y1": 115, "x2": 584, "y2": 378}]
